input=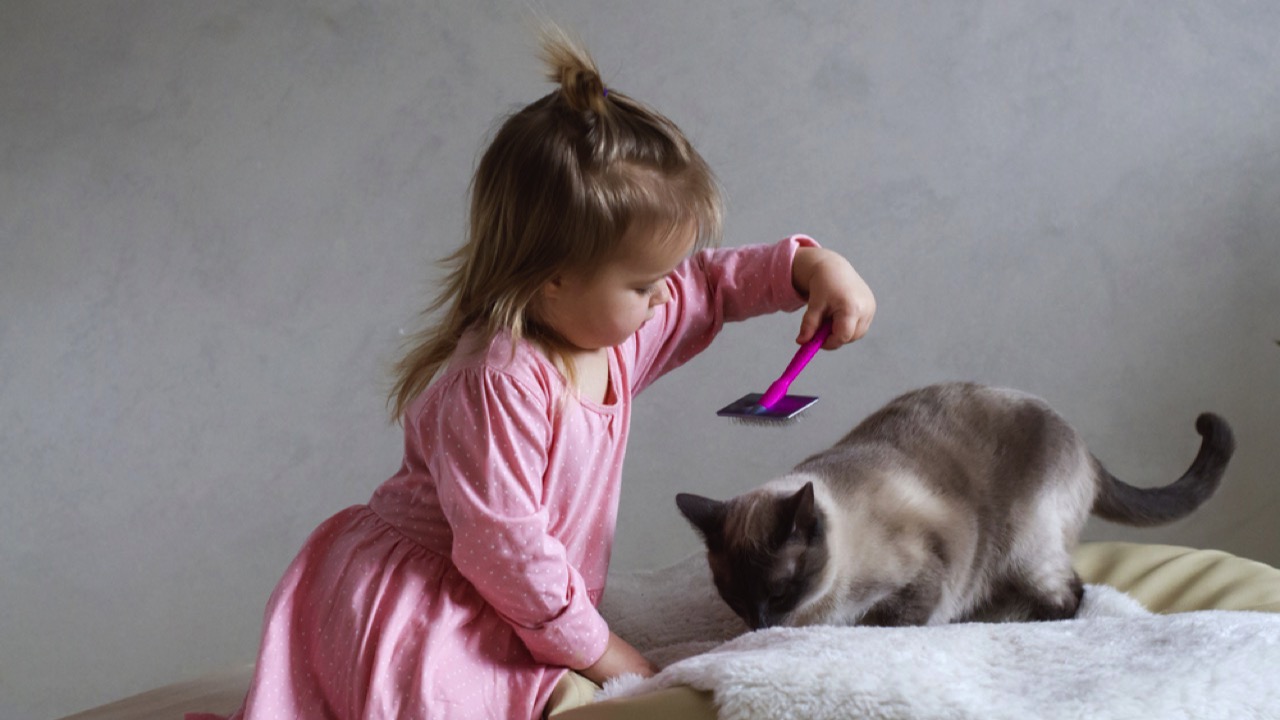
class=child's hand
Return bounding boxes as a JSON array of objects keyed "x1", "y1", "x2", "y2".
[
  {"x1": 578, "y1": 632, "x2": 658, "y2": 685},
  {"x1": 791, "y1": 246, "x2": 876, "y2": 350}
]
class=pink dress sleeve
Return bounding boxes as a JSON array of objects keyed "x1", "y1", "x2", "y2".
[
  {"x1": 630, "y1": 234, "x2": 819, "y2": 393},
  {"x1": 427, "y1": 368, "x2": 610, "y2": 669}
]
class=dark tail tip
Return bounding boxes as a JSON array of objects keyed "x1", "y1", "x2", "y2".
[{"x1": 1192, "y1": 412, "x2": 1235, "y2": 476}]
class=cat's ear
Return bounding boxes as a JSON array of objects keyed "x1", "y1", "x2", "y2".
[
  {"x1": 676, "y1": 493, "x2": 727, "y2": 548},
  {"x1": 783, "y1": 481, "x2": 820, "y2": 543}
]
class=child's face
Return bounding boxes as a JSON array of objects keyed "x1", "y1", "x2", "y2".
[{"x1": 540, "y1": 224, "x2": 695, "y2": 351}]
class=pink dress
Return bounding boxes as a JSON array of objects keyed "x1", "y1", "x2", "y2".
[{"x1": 192, "y1": 237, "x2": 813, "y2": 720}]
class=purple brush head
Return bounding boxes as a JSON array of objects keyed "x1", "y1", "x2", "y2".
[
  {"x1": 716, "y1": 392, "x2": 819, "y2": 422},
  {"x1": 717, "y1": 320, "x2": 832, "y2": 424}
]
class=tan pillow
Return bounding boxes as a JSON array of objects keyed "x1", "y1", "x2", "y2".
[{"x1": 1074, "y1": 541, "x2": 1280, "y2": 614}]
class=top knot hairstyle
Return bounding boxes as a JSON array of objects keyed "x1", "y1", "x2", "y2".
[
  {"x1": 388, "y1": 24, "x2": 723, "y2": 420},
  {"x1": 542, "y1": 26, "x2": 610, "y2": 115}
]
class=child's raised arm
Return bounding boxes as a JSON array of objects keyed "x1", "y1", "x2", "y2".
[{"x1": 628, "y1": 235, "x2": 873, "y2": 393}]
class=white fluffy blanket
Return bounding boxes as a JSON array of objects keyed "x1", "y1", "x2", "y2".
[{"x1": 598, "y1": 555, "x2": 1280, "y2": 720}]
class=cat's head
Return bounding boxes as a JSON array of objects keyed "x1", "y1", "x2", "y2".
[{"x1": 676, "y1": 480, "x2": 829, "y2": 630}]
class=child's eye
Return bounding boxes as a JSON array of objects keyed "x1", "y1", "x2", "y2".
[{"x1": 636, "y1": 284, "x2": 657, "y2": 296}]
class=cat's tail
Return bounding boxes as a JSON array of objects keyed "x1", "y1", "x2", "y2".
[{"x1": 1091, "y1": 413, "x2": 1234, "y2": 526}]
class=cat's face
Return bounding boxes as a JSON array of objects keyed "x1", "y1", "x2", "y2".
[{"x1": 676, "y1": 481, "x2": 828, "y2": 629}]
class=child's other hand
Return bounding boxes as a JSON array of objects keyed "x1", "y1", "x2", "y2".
[
  {"x1": 791, "y1": 246, "x2": 876, "y2": 350},
  {"x1": 578, "y1": 631, "x2": 658, "y2": 685}
]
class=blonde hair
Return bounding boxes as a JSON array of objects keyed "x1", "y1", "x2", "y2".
[{"x1": 388, "y1": 25, "x2": 723, "y2": 421}]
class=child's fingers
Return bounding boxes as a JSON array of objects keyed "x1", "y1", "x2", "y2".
[
  {"x1": 825, "y1": 310, "x2": 859, "y2": 349},
  {"x1": 818, "y1": 302, "x2": 874, "y2": 349},
  {"x1": 839, "y1": 292, "x2": 876, "y2": 346},
  {"x1": 798, "y1": 304, "x2": 850, "y2": 349},
  {"x1": 796, "y1": 306, "x2": 827, "y2": 345},
  {"x1": 845, "y1": 307, "x2": 872, "y2": 344}
]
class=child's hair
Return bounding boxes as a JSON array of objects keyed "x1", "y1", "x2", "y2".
[{"x1": 388, "y1": 24, "x2": 723, "y2": 421}]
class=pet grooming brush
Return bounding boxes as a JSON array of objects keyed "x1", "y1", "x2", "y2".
[{"x1": 717, "y1": 320, "x2": 832, "y2": 423}]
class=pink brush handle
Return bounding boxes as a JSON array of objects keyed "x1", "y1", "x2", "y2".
[{"x1": 759, "y1": 320, "x2": 833, "y2": 408}]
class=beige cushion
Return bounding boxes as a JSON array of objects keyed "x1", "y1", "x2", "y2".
[
  {"x1": 59, "y1": 542, "x2": 1280, "y2": 720},
  {"x1": 1073, "y1": 541, "x2": 1280, "y2": 613},
  {"x1": 58, "y1": 665, "x2": 251, "y2": 720}
]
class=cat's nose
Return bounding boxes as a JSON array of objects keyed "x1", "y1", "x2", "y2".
[{"x1": 752, "y1": 606, "x2": 772, "y2": 630}]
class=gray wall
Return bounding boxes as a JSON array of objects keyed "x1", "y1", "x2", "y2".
[{"x1": 3, "y1": 2, "x2": 1277, "y2": 717}]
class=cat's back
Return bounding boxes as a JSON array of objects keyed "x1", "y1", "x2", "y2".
[
  {"x1": 841, "y1": 382, "x2": 1060, "y2": 448},
  {"x1": 852, "y1": 381, "x2": 1039, "y2": 431},
  {"x1": 800, "y1": 383, "x2": 1075, "y2": 495}
]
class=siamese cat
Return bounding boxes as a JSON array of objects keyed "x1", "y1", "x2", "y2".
[{"x1": 677, "y1": 382, "x2": 1233, "y2": 630}]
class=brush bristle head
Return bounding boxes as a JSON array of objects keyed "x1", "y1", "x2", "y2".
[{"x1": 716, "y1": 393, "x2": 819, "y2": 423}]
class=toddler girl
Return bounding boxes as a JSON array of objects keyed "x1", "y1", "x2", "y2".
[{"x1": 193, "y1": 25, "x2": 874, "y2": 720}]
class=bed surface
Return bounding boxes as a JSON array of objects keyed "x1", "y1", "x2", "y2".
[{"x1": 59, "y1": 542, "x2": 1280, "y2": 720}]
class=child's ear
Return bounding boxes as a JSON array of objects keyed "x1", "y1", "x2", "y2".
[
  {"x1": 676, "y1": 493, "x2": 726, "y2": 548},
  {"x1": 540, "y1": 275, "x2": 565, "y2": 300}
]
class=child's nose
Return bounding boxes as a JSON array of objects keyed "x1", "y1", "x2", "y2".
[{"x1": 650, "y1": 279, "x2": 672, "y2": 306}]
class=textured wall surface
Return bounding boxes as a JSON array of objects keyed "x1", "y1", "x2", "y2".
[{"x1": 3, "y1": 2, "x2": 1278, "y2": 717}]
